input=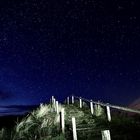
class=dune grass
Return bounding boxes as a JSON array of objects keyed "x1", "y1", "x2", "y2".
[{"x1": 0, "y1": 104, "x2": 65, "y2": 140}]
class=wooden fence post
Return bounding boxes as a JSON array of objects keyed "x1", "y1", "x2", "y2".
[
  {"x1": 52, "y1": 96, "x2": 54, "y2": 103},
  {"x1": 53, "y1": 98, "x2": 56, "y2": 111},
  {"x1": 56, "y1": 101, "x2": 59, "y2": 114},
  {"x1": 72, "y1": 117, "x2": 77, "y2": 140},
  {"x1": 60, "y1": 108, "x2": 65, "y2": 134},
  {"x1": 90, "y1": 100, "x2": 94, "y2": 115},
  {"x1": 106, "y1": 105, "x2": 111, "y2": 122},
  {"x1": 67, "y1": 96, "x2": 69, "y2": 105},
  {"x1": 72, "y1": 95, "x2": 74, "y2": 104},
  {"x1": 80, "y1": 97, "x2": 82, "y2": 108},
  {"x1": 59, "y1": 103, "x2": 61, "y2": 111},
  {"x1": 51, "y1": 96, "x2": 54, "y2": 106},
  {"x1": 101, "y1": 130, "x2": 111, "y2": 140}
]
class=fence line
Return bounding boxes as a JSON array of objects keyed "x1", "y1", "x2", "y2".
[
  {"x1": 50, "y1": 95, "x2": 140, "y2": 140},
  {"x1": 72, "y1": 95, "x2": 140, "y2": 114}
]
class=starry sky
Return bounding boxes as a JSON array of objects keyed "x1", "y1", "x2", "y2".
[{"x1": 0, "y1": 0, "x2": 140, "y2": 106}]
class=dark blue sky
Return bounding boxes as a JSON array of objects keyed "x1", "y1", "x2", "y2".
[{"x1": 0, "y1": 0, "x2": 140, "y2": 106}]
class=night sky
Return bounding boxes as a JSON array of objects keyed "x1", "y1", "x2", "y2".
[{"x1": 0, "y1": 0, "x2": 140, "y2": 106}]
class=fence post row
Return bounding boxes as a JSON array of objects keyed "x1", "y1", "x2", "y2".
[
  {"x1": 62, "y1": 95, "x2": 140, "y2": 140},
  {"x1": 101, "y1": 130, "x2": 111, "y2": 140},
  {"x1": 106, "y1": 105, "x2": 111, "y2": 122},
  {"x1": 72, "y1": 117, "x2": 77, "y2": 140}
]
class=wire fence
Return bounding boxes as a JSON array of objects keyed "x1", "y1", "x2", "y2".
[{"x1": 72, "y1": 95, "x2": 140, "y2": 114}]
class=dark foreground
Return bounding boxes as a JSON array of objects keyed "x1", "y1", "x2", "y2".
[
  {"x1": 0, "y1": 105, "x2": 38, "y2": 129},
  {"x1": 0, "y1": 115, "x2": 26, "y2": 129}
]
